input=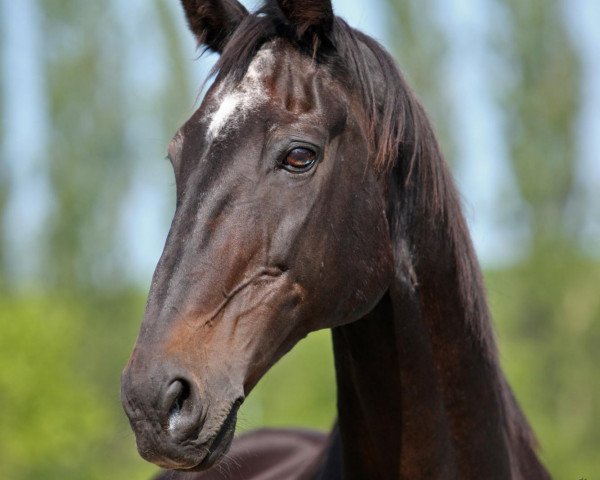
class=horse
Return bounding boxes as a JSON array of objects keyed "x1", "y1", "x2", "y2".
[{"x1": 121, "y1": 1, "x2": 552, "y2": 478}]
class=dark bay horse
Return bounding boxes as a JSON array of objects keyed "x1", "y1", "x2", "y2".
[{"x1": 121, "y1": 1, "x2": 552, "y2": 478}]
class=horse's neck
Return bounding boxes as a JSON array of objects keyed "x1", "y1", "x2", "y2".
[
  {"x1": 331, "y1": 287, "x2": 457, "y2": 479},
  {"x1": 330, "y1": 260, "x2": 516, "y2": 479}
]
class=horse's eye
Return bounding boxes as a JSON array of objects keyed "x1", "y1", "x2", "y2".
[{"x1": 283, "y1": 147, "x2": 317, "y2": 173}]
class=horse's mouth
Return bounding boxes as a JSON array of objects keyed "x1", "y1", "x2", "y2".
[{"x1": 188, "y1": 398, "x2": 243, "y2": 471}]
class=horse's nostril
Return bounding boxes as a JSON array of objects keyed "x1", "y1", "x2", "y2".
[{"x1": 165, "y1": 379, "x2": 192, "y2": 432}]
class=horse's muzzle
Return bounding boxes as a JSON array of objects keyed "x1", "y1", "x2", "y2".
[{"x1": 121, "y1": 360, "x2": 211, "y2": 470}]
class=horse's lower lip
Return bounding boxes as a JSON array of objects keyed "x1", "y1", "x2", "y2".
[{"x1": 192, "y1": 399, "x2": 243, "y2": 470}]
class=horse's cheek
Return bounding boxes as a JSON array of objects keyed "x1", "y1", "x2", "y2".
[{"x1": 306, "y1": 207, "x2": 392, "y2": 329}]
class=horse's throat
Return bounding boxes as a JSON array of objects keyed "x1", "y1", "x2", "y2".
[
  {"x1": 331, "y1": 287, "x2": 456, "y2": 479},
  {"x1": 330, "y1": 270, "x2": 515, "y2": 479}
]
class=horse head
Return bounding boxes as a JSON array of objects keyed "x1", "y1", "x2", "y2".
[{"x1": 121, "y1": 0, "x2": 394, "y2": 470}]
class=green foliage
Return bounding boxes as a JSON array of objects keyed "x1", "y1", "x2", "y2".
[
  {"x1": 37, "y1": 1, "x2": 191, "y2": 290},
  {"x1": 0, "y1": 294, "x2": 155, "y2": 480},
  {"x1": 500, "y1": 0, "x2": 581, "y2": 241},
  {"x1": 489, "y1": 252, "x2": 600, "y2": 479},
  {"x1": 41, "y1": 1, "x2": 129, "y2": 288},
  {"x1": 386, "y1": 0, "x2": 455, "y2": 163},
  {"x1": 239, "y1": 329, "x2": 336, "y2": 432}
]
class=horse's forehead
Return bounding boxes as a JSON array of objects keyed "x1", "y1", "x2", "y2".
[
  {"x1": 206, "y1": 47, "x2": 277, "y2": 139},
  {"x1": 204, "y1": 42, "x2": 328, "y2": 140}
]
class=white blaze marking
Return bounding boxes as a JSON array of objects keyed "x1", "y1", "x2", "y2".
[
  {"x1": 208, "y1": 94, "x2": 242, "y2": 136},
  {"x1": 207, "y1": 47, "x2": 275, "y2": 140}
]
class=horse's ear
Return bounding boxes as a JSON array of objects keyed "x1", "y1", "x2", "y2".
[
  {"x1": 274, "y1": 0, "x2": 334, "y2": 38},
  {"x1": 180, "y1": 0, "x2": 248, "y2": 53}
]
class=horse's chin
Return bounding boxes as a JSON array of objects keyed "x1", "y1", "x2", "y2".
[
  {"x1": 159, "y1": 430, "x2": 236, "y2": 472},
  {"x1": 194, "y1": 426, "x2": 237, "y2": 470}
]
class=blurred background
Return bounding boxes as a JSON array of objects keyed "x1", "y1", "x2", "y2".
[{"x1": 0, "y1": 0, "x2": 598, "y2": 478}]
